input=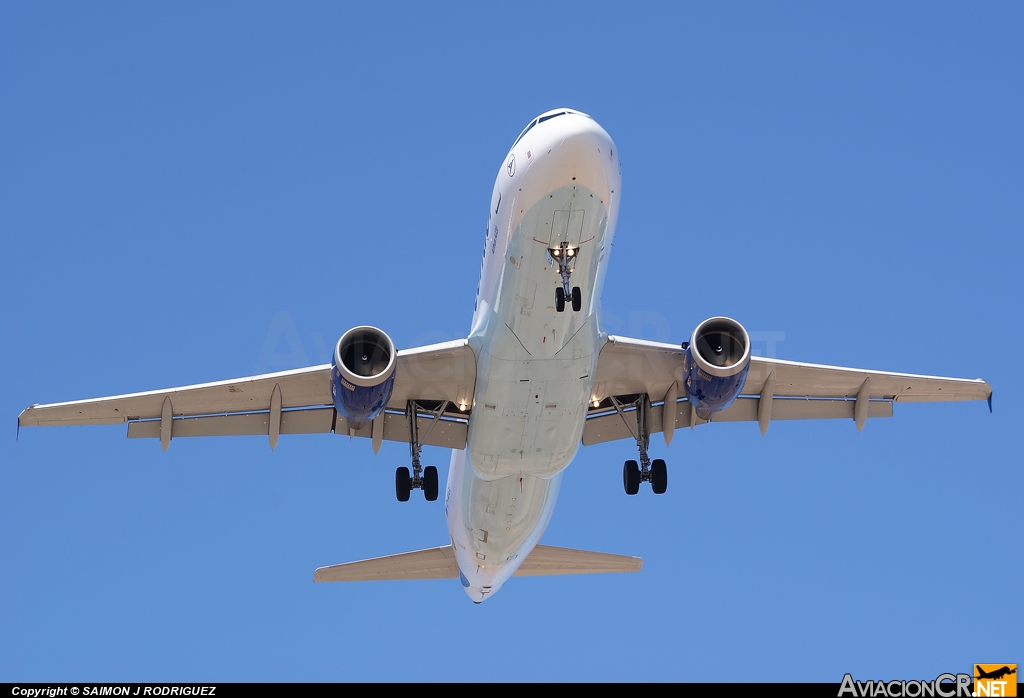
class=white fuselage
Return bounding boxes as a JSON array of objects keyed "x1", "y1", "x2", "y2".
[{"x1": 444, "y1": 110, "x2": 621, "y2": 602}]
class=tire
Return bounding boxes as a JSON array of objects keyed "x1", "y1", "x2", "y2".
[
  {"x1": 651, "y1": 458, "x2": 668, "y2": 495},
  {"x1": 623, "y1": 460, "x2": 641, "y2": 495},
  {"x1": 396, "y1": 467, "x2": 411, "y2": 502},
  {"x1": 555, "y1": 287, "x2": 565, "y2": 312},
  {"x1": 423, "y1": 465, "x2": 439, "y2": 501},
  {"x1": 571, "y1": 286, "x2": 582, "y2": 312}
]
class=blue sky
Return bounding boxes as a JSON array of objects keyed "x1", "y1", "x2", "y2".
[{"x1": 2, "y1": 2, "x2": 1020, "y2": 682}]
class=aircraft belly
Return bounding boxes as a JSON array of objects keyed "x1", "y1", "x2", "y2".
[
  {"x1": 497, "y1": 184, "x2": 610, "y2": 357},
  {"x1": 466, "y1": 183, "x2": 607, "y2": 480},
  {"x1": 466, "y1": 356, "x2": 591, "y2": 479}
]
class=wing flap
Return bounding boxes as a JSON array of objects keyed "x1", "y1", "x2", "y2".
[
  {"x1": 583, "y1": 397, "x2": 893, "y2": 446},
  {"x1": 125, "y1": 408, "x2": 468, "y2": 448},
  {"x1": 126, "y1": 407, "x2": 336, "y2": 439},
  {"x1": 709, "y1": 396, "x2": 894, "y2": 422}
]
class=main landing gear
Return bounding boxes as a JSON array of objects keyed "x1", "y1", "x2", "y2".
[
  {"x1": 395, "y1": 400, "x2": 439, "y2": 502},
  {"x1": 611, "y1": 395, "x2": 668, "y2": 496},
  {"x1": 550, "y1": 242, "x2": 582, "y2": 313}
]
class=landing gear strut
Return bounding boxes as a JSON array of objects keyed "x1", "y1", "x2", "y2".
[
  {"x1": 396, "y1": 400, "x2": 440, "y2": 502},
  {"x1": 611, "y1": 395, "x2": 669, "y2": 495},
  {"x1": 550, "y1": 242, "x2": 581, "y2": 313}
]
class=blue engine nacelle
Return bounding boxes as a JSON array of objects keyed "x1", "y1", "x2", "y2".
[
  {"x1": 685, "y1": 317, "x2": 751, "y2": 420},
  {"x1": 331, "y1": 326, "x2": 396, "y2": 428}
]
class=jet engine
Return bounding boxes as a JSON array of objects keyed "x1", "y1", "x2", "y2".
[
  {"x1": 685, "y1": 317, "x2": 751, "y2": 420},
  {"x1": 330, "y1": 326, "x2": 396, "y2": 428}
]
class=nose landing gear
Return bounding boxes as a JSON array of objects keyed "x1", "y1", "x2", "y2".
[{"x1": 550, "y1": 243, "x2": 582, "y2": 313}]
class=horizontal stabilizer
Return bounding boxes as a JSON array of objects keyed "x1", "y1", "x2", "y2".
[
  {"x1": 512, "y1": 544, "x2": 643, "y2": 576},
  {"x1": 315, "y1": 545, "x2": 459, "y2": 582},
  {"x1": 314, "y1": 544, "x2": 642, "y2": 582}
]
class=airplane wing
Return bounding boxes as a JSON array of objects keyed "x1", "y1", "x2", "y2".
[
  {"x1": 18, "y1": 339, "x2": 476, "y2": 451},
  {"x1": 584, "y1": 335, "x2": 992, "y2": 445}
]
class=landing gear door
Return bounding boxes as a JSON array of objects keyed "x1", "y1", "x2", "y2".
[
  {"x1": 550, "y1": 209, "x2": 570, "y2": 247},
  {"x1": 548, "y1": 208, "x2": 586, "y2": 247},
  {"x1": 568, "y1": 208, "x2": 585, "y2": 246}
]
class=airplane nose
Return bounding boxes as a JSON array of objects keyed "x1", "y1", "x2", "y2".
[
  {"x1": 525, "y1": 117, "x2": 618, "y2": 197},
  {"x1": 559, "y1": 131, "x2": 609, "y2": 167}
]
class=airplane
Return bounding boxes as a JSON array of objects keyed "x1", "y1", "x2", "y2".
[
  {"x1": 976, "y1": 666, "x2": 1016, "y2": 681},
  {"x1": 18, "y1": 108, "x2": 993, "y2": 603}
]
